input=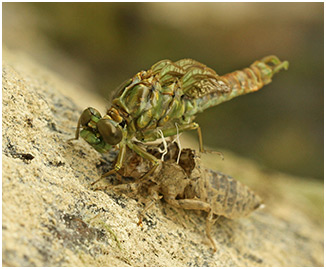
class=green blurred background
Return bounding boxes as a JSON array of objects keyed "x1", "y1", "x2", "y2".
[{"x1": 3, "y1": 2, "x2": 323, "y2": 180}]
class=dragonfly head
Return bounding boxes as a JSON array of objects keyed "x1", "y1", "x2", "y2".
[{"x1": 78, "y1": 107, "x2": 123, "y2": 153}]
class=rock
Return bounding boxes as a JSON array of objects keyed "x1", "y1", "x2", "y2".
[{"x1": 2, "y1": 48, "x2": 323, "y2": 266}]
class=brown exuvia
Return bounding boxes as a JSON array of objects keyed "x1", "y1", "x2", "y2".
[{"x1": 93, "y1": 142, "x2": 263, "y2": 251}]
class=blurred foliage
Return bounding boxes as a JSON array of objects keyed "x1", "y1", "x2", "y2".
[{"x1": 3, "y1": 2, "x2": 323, "y2": 179}]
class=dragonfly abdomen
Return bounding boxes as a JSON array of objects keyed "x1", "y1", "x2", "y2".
[{"x1": 183, "y1": 55, "x2": 289, "y2": 117}]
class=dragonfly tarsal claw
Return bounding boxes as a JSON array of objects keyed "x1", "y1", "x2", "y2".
[
  {"x1": 89, "y1": 169, "x2": 116, "y2": 187},
  {"x1": 67, "y1": 137, "x2": 78, "y2": 142},
  {"x1": 90, "y1": 177, "x2": 104, "y2": 187},
  {"x1": 136, "y1": 159, "x2": 161, "y2": 183}
]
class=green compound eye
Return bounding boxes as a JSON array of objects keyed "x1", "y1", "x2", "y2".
[
  {"x1": 97, "y1": 118, "x2": 122, "y2": 145},
  {"x1": 80, "y1": 129, "x2": 112, "y2": 153},
  {"x1": 80, "y1": 129, "x2": 101, "y2": 145},
  {"x1": 80, "y1": 107, "x2": 102, "y2": 127}
]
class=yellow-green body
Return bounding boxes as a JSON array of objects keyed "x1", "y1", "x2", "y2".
[
  {"x1": 76, "y1": 55, "x2": 288, "y2": 173},
  {"x1": 110, "y1": 56, "x2": 288, "y2": 143}
]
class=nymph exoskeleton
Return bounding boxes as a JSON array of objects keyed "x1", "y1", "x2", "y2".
[{"x1": 93, "y1": 142, "x2": 263, "y2": 252}]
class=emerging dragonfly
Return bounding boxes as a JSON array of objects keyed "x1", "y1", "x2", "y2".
[{"x1": 74, "y1": 55, "x2": 288, "y2": 177}]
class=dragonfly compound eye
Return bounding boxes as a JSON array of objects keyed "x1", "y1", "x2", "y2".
[
  {"x1": 97, "y1": 119, "x2": 122, "y2": 145},
  {"x1": 80, "y1": 107, "x2": 102, "y2": 127}
]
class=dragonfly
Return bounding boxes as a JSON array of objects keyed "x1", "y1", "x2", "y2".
[{"x1": 74, "y1": 55, "x2": 288, "y2": 178}]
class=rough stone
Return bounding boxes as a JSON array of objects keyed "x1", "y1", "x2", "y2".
[{"x1": 2, "y1": 48, "x2": 323, "y2": 266}]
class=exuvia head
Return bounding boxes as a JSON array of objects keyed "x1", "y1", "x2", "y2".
[{"x1": 78, "y1": 107, "x2": 123, "y2": 153}]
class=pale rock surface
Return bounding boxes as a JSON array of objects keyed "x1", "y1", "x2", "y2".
[{"x1": 2, "y1": 48, "x2": 323, "y2": 266}]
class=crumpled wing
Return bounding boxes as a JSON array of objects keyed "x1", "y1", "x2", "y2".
[{"x1": 151, "y1": 58, "x2": 230, "y2": 98}]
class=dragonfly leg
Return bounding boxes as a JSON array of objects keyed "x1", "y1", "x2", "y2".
[
  {"x1": 126, "y1": 141, "x2": 161, "y2": 181},
  {"x1": 90, "y1": 169, "x2": 116, "y2": 186},
  {"x1": 155, "y1": 122, "x2": 224, "y2": 160},
  {"x1": 114, "y1": 142, "x2": 127, "y2": 171},
  {"x1": 74, "y1": 116, "x2": 81, "y2": 140},
  {"x1": 196, "y1": 124, "x2": 204, "y2": 153},
  {"x1": 67, "y1": 113, "x2": 83, "y2": 141},
  {"x1": 91, "y1": 143, "x2": 127, "y2": 186},
  {"x1": 161, "y1": 122, "x2": 198, "y2": 137},
  {"x1": 140, "y1": 122, "x2": 197, "y2": 141},
  {"x1": 196, "y1": 124, "x2": 224, "y2": 160}
]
